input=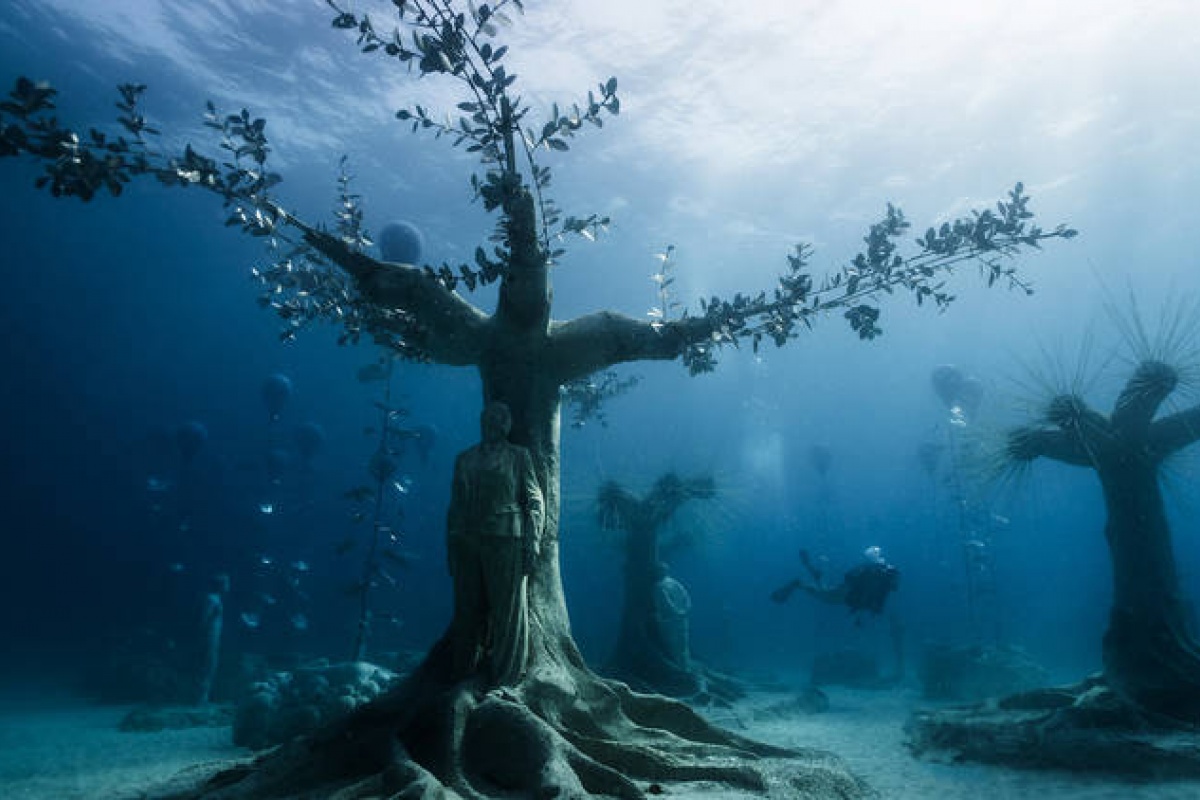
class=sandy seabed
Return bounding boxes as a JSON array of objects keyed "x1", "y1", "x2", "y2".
[
  {"x1": 3, "y1": 684, "x2": 1200, "y2": 800},
  {"x1": 0, "y1": 700, "x2": 243, "y2": 800}
]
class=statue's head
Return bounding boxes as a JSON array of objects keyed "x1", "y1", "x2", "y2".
[{"x1": 480, "y1": 401, "x2": 513, "y2": 443}]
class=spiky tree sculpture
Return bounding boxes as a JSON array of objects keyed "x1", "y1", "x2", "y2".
[
  {"x1": 1007, "y1": 359, "x2": 1200, "y2": 720},
  {"x1": 1, "y1": 2, "x2": 1077, "y2": 796},
  {"x1": 596, "y1": 473, "x2": 741, "y2": 702}
]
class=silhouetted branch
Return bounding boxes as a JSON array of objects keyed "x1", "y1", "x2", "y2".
[
  {"x1": 1112, "y1": 360, "x2": 1177, "y2": 437},
  {"x1": 1150, "y1": 405, "x2": 1200, "y2": 456},
  {"x1": 1007, "y1": 426, "x2": 1095, "y2": 467}
]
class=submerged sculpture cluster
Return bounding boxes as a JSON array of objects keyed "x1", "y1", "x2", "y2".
[{"x1": 9, "y1": 2, "x2": 1179, "y2": 799}]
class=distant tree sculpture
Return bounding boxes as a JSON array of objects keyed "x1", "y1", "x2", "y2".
[
  {"x1": 596, "y1": 472, "x2": 740, "y2": 701},
  {"x1": 0, "y1": 2, "x2": 1076, "y2": 796},
  {"x1": 1007, "y1": 358, "x2": 1200, "y2": 720}
]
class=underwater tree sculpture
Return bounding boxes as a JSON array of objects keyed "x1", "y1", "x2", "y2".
[
  {"x1": 596, "y1": 472, "x2": 741, "y2": 702},
  {"x1": 908, "y1": 328, "x2": 1200, "y2": 770},
  {"x1": 1, "y1": 2, "x2": 1078, "y2": 797},
  {"x1": 1007, "y1": 358, "x2": 1200, "y2": 720}
]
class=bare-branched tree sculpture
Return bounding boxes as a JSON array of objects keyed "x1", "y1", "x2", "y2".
[
  {"x1": 1007, "y1": 358, "x2": 1200, "y2": 719},
  {"x1": 597, "y1": 473, "x2": 742, "y2": 703}
]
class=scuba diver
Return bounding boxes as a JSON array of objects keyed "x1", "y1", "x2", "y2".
[{"x1": 771, "y1": 545, "x2": 900, "y2": 618}]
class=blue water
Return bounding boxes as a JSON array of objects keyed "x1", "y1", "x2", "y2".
[{"x1": 1, "y1": 1, "x2": 1199, "y2": 796}]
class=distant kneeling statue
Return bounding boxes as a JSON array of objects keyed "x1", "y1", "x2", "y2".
[{"x1": 447, "y1": 401, "x2": 545, "y2": 686}]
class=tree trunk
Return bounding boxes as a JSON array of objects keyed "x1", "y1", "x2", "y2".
[
  {"x1": 609, "y1": 525, "x2": 704, "y2": 697},
  {"x1": 476, "y1": 329, "x2": 595, "y2": 686},
  {"x1": 1096, "y1": 459, "x2": 1200, "y2": 719},
  {"x1": 177, "y1": 291, "x2": 869, "y2": 799}
]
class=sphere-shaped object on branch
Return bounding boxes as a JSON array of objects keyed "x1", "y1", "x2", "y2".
[{"x1": 378, "y1": 220, "x2": 424, "y2": 265}]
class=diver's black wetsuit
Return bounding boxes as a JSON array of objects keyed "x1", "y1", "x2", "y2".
[
  {"x1": 771, "y1": 553, "x2": 900, "y2": 616},
  {"x1": 842, "y1": 562, "x2": 900, "y2": 615}
]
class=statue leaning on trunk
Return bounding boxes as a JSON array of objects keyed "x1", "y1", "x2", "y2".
[{"x1": 446, "y1": 401, "x2": 545, "y2": 686}]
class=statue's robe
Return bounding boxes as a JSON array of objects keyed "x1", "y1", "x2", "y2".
[{"x1": 446, "y1": 441, "x2": 544, "y2": 685}]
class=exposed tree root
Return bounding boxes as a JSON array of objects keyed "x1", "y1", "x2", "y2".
[
  {"x1": 165, "y1": 638, "x2": 863, "y2": 800},
  {"x1": 608, "y1": 647, "x2": 748, "y2": 708},
  {"x1": 907, "y1": 674, "x2": 1200, "y2": 778},
  {"x1": 1103, "y1": 610, "x2": 1200, "y2": 720}
]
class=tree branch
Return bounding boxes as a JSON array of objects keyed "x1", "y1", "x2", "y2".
[
  {"x1": 1007, "y1": 426, "x2": 1096, "y2": 467},
  {"x1": 644, "y1": 473, "x2": 715, "y2": 530},
  {"x1": 304, "y1": 225, "x2": 489, "y2": 366},
  {"x1": 546, "y1": 312, "x2": 713, "y2": 383},
  {"x1": 1149, "y1": 405, "x2": 1200, "y2": 456},
  {"x1": 595, "y1": 480, "x2": 641, "y2": 532},
  {"x1": 1112, "y1": 360, "x2": 1178, "y2": 436}
]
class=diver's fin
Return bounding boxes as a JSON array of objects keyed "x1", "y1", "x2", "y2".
[
  {"x1": 799, "y1": 549, "x2": 823, "y2": 584},
  {"x1": 769, "y1": 579, "x2": 802, "y2": 604}
]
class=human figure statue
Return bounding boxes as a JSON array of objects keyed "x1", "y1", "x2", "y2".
[
  {"x1": 197, "y1": 572, "x2": 230, "y2": 705},
  {"x1": 446, "y1": 401, "x2": 545, "y2": 686},
  {"x1": 771, "y1": 546, "x2": 900, "y2": 619},
  {"x1": 652, "y1": 567, "x2": 693, "y2": 671}
]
